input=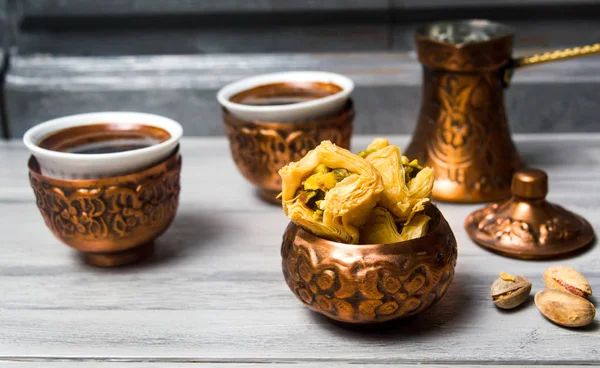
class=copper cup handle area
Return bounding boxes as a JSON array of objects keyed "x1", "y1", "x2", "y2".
[{"x1": 503, "y1": 43, "x2": 600, "y2": 86}]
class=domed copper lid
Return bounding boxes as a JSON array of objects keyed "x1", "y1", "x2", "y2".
[{"x1": 465, "y1": 168, "x2": 594, "y2": 259}]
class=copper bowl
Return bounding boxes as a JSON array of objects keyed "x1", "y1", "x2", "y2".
[
  {"x1": 222, "y1": 100, "x2": 353, "y2": 204},
  {"x1": 281, "y1": 205, "x2": 457, "y2": 323},
  {"x1": 28, "y1": 148, "x2": 181, "y2": 267}
]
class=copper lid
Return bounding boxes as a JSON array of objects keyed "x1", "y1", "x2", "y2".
[{"x1": 465, "y1": 168, "x2": 594, "y2": 259}]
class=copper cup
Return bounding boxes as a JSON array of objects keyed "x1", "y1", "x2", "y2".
[
  {"x1": 281, "y1": 205, "x2": 457, "y2": 323},
  {"x1": 28, "y1": 149, "x2": 182, "y2": 267},
  {"x1": 222, "y1": 101, "x2": 353, "y2": 204}
]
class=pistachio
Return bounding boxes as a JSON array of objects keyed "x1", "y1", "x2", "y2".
[
  {"x1": 535, "y1": 289, "x2": 596, "y2": 327},
  {"x1": 543, "y1": 266, "x2": 592, "y2": 298},
  {"x1": 490, "y1": 272, "x2": 532, "y2": 309}
]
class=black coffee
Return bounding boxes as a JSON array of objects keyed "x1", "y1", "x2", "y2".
[
  {"x1": 230, "y1": 82, "x2": 343, "y2": 107},
  {"x1": 237, "y1": 93, "x2": 329, "y2": 106},
  {"x1": 38, "y1": 122, "x2": 171, "y2": 155},
  {"x1": 66, "y1": 139, "x2": 158, "y2": 154}
]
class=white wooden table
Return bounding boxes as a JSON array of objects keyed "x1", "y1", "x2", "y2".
[{"x1": 1, "y1": 135, "x2": 599, "y2": 367}]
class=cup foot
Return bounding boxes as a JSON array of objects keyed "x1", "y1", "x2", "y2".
[
  {"x1": 83, "y1": 242, "x2": 154, "y2": 267},
  {"x1": 258, "y1": 189, "x2": 282, "y2": 205}
]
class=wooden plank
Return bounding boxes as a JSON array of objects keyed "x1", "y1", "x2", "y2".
[
  {"x1": 0, "y1": 0, "x2": 8, "y2": 137},
  {"x1": 3, "y1": 52, "x2": 419, "y2": 138},
  {"x1": 2, "y1": 135, "x2": 600, "y2": 206},
  {"x1": 396, "y1": 0, "x2": 600, "y2": 7},
  {"x1": 20, "y1": 0, "x2": 600, "y2": 16},
  {"x1": 1, "y1": 363, "x2": 597, "y2": 368},
  {"x1": 5, "y1": 52, "x2": 600, "y2": 137},
  {"x1": 17, "y1": 1, "x2": 390, "y2": 56},
  {"x1": 0, "y1": 139, "x2": 275, "y2": 211},
  {"x1": 16, "y1": 24, "x2": 389, "y2": 56},
  {"x1": 0, "y1": 135, "x2": 599, "y2": 364},
  {"x1": 16, "y1": 1, "x2": 600, "y2": 58},
  {"x1": 21, "y1": 0, "x2": 389, "y2": 16}
]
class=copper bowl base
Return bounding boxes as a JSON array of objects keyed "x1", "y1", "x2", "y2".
[
  {"x1": 83, "y1": 242, "x2": 154, "y2": 267},
  {"x1": 281, "y1": 205, "x2": 457, "y2": 324}
]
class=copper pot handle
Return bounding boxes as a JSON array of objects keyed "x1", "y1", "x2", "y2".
[{"x1": 503, "y1": 43, "x2": 600, "y2": 86}]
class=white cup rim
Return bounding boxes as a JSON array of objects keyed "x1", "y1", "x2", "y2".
[
  {"x1": 23, "y1": 111, "x2": 183, "y2": 162},
  {"x1": 216, "y1": 71, "x2": 354, "y2": 117}
]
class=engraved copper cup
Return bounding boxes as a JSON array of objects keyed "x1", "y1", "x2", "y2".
[
  {"x1": 222, "y1": 101, "x2": 353, "y2": 204},
  {"x1": 281, "y1": 205, "x2": 458, "y2": 324},
  {"x1": 406, "y1": 20, "x2": 600, "y2": 203},
  {"x1": 28, "y1": 149, "x2": 181, "y2": 267}
]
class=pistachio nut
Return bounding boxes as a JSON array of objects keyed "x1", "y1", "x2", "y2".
[
  {"x1": 490, "y1": 272, "x2": 532, "y2": 309},
  {"x1": 535, "y1": 289, "x2": 596, "y2": 328},
  {"x1": 543, "y1": 266, "x2": 592, "y2": 298}
]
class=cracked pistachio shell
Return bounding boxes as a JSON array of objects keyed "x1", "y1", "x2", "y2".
[
  {"x1": 543, "y1": 266, "x2": 592, "y2": 299},
  {"x1": 490, "y1": 274, "x2": 532, "y2": 309},
  {"x1": 535, "y1": 289, "x2": 596, "y2": 328}
]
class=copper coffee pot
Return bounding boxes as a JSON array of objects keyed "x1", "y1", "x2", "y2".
[{"x1": 405, "y1": 20, "x2": 600, "y2": 203}]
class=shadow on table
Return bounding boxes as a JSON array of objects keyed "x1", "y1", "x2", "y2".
[
  {"x1": 308, "y1": 270, "x2": 473, "y2": 340},
  {"x1": 147, "y1": 210, "x2": 224, "y2": 266},
  {"x1": 477, "y1": 236, "x2": 596, "y2": 262},
  {"x1": 547, "y1": 237, "x2": 597, "y2": 260},
  {"x1": 77, "y1": 209, "x2": 224, "y2": 270}
]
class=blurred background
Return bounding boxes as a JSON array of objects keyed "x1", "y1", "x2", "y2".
[{"x1": 1, "y1": 0, "x2": 600, "y2": 138}]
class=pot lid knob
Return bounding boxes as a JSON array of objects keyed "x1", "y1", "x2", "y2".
[{"x1": 511, "y1": 168, "x2": 547, "y2": 199}]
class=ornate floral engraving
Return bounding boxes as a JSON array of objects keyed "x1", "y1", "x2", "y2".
[
  {"x1": 411, "y1": 70, "x2": 519, "y2": 199},
  {"x1": 281, "y1": 215, "x2": 457, "y2": 323},
  {"x1": 223, "y1": 108, "x2": 353, "y2": 191},
  {"x1": 479, "y1": 217, "x2": 535, "y2": 245},
  {"x1": 539, "y1": 216, "x2": 582, "y2": 244},
  {"x1": 29, "y1": 157, "x2": 181, "y2": 246},
  {"x1": 473, "y1": 205, "x2": 584, "y2": 246},
  {"x1": 406, "y1": 39, "x2": 521, "y2": 202}
]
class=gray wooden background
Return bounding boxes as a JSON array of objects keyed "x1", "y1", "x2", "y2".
[{"x1": 1, "y1": 0, "x2": 600, "y2": 138}]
